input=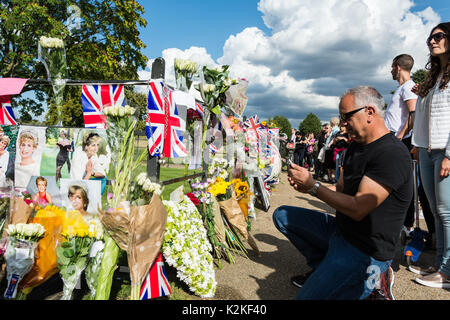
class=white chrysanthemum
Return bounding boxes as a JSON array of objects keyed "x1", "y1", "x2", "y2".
[{"x1": 162, "y1": 197, "x2": 216, "y2": 298}]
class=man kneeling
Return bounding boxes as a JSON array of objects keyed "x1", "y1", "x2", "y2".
[{"x1": 273, "y1": 86, "x2": 413, "y2": 300}]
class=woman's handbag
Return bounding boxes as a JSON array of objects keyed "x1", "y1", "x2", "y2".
[{"x1": 317, "y1": 147, "x2": 325, "y2": 163}]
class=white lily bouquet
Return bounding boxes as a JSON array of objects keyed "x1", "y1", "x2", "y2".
[
  {"x1": 3, "y1": 223, "x2": 45, "y2": 299},
  {"x1": 174, "y1": 58, "x2": 198, "y2": 92}
]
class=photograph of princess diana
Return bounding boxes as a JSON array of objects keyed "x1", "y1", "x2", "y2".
[
  {"x1": 70, "y1": 129, "x2": 111, "y2": 195},
  {"x1": 60, "y1": 179, "x2": 102, "y2": 216},
  {"x1": 14, "y1": 126, "x2": 46, "y2": 191}
]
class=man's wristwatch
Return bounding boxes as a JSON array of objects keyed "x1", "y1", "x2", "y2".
[{"x1": 308, "y1": 181, "x2": 321, "y2": 196}]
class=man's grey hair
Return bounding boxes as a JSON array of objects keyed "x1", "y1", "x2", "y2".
[{"x1": 341, "y1": 86, "x2": 386, "y2": 118}]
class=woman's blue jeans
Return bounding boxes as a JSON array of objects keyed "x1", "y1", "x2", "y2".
[
  {"x1": 273, "y1": 206, "x2": 391, "y2": 300},
  {"x1": 419, "y1": 148, "x2": 450, "y2": 276}
]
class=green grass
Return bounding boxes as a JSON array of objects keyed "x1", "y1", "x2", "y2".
[
  {"x1": 159, "y1": 166, "x2": 204, "y2": 200},
  {"x1": 40, "y1": 145, "x2": 70, "y2": 178}
]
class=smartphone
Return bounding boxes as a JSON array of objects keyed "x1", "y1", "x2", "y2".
[{"x1": 287, "y1": 158, "x2": 293, "y2": 167}]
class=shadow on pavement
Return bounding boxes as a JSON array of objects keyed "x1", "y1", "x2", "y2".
[{"x1": 248, "y1": 233, "x2": 307, "y2": 300}]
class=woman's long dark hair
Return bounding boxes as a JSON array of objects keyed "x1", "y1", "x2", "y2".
[{"x1": 417, "y1": 22, "x2": 450, "y2": 97}]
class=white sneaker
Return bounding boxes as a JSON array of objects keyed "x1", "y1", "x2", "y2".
[
  {"x1": 407, "y1": 265, "x2": 438, "y2": 276},
  {"x1": 415, "y1": 272, "x2": 450, "y2": 289}
]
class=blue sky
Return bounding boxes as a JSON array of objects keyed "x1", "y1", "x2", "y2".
[
  {"x1": 137, "y1": 1, "x2": 450, "y2": 126},
  {"x1": 140, "y1": 0, "x2": 269, "y2": 61}
]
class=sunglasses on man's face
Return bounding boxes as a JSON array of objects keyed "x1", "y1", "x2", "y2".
[
  {"x1": 427, "y1": 32, "x2": 447, "y2": 46},
  {"x1": 340, "y1": 106, "x2": 367, "y2": 123}
]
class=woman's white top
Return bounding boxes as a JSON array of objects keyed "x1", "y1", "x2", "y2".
[
  {"x1": 412, "y1": 76, "x2": 450, "y2": 158},
  {"x1": 15, "y1": 160, "x2": 40, "y2": 189}
]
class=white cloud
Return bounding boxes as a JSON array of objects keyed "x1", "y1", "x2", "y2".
[{"x1": 140, "y1": 0, "x2": 442, "y2": 127}]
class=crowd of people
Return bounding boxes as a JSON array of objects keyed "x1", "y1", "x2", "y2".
[{"x1": 275, "y1": 22, "x2": 450, "y2": 300}]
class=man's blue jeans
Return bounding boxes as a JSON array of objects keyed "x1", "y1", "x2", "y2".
[{"x1": 273, "y1": 206, "x2": 392, "y2": 300}]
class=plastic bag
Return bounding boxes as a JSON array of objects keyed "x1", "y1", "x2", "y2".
[{"x1": 3, "y1": 238, "x2": 38, "y2": 299}]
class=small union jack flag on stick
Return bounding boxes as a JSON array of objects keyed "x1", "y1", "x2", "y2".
[
  {"x1": 0, "y1": 96, "x2": 17, "y2": 125},
  {"x1": 146, "y1": 80, "x2": 187, "y2": 158},
  {"x1": 140, "y1": 252, "x2": 171, "y2": 300},
  {"x1": 244, "y1": 115, "x2": 262, "y2": 139},
  {"x1": 81, "y1": 84, "x2": 125, "y2": 128}
]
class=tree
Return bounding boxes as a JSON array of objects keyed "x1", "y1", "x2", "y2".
[
  {"x1": 298, "y1": 113, "x2": 322, "y2": 136},
  {"x1": 412, "y1": 68, "x2": 427, "y2": 84},
  {"x1": 268, "y1": 115, "x2": 292, "y2": 137},
  {"x1": 0, "y1": 0, "x2": 148, "y2": 126}
]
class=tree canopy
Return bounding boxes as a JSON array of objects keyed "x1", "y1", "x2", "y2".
[
  {"x1": 268, "y1": 115, "x2": 292, "y2": 137},
  {"x1": 0, "y1": 0, "x2": 148, "y2": 126},
  {"x1": 298, "y1": 112, "x2": 322, "y2": 136},
  {"x1": 411, "y1": 68, "x2": 427, "y2": 84}
]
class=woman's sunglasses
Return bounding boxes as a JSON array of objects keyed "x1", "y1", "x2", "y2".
[{"x1": 427, "y1": 32, "x2": 447, "y2": 46}]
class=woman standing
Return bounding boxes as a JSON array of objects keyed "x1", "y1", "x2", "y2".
[
  {"x1": 410, "y1": 22, "x2": 450, "y2": 289},
  {"x1": 305, "y1": 133, "x2": 316, "y2": 171}
]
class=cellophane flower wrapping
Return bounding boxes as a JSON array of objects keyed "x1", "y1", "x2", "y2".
[
  {"x1": 56, "y1": 210, "x2": 94, "y2": 300},
  {"x1": 4, "y1": 238, "x2": 38, "y2": 299},
  {"x1": 38, "y1": 36, "x2": 67, "y2": 121},
  {"x1": 94, "y1": 105, "x2": 147, "y2": 300},
  {"x1": 162, "y1": 196, "x2": 216, "y2": 298},
  {"x1": 3, "y1": 223, "x2": 45, "y2": 299},
  {"x1": 84, "y1": 215, "x2": 105, "y2": 299}
]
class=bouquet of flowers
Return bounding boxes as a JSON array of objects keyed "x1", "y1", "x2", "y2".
[
  {"x1": 208, "y1": 157, "x2": 230, "y2": 180},
  {"x1": 17, "y1": 205, "x2": 65, "y2": 298},
  {"x1": 174, "y1": 58, "x2": 198, "y2": 92},
  {"x1": 98, "y1": 190, "x2": 168, "y2": 300},
  {"x1": 162, "y1": 196, "x2": 216, "y2": 297},
  {"x1": 3, "y1": 223, "x2": 45, "y2": 299},
  {"x1": 188, "y1": 182, "x2": 230, "y2": 268},
  {"x1": 38, "y1": 36, "x2": 67, "y2": 124},
  {"x1": 57, "y1": 210, "x2": 95, "y2": 300},
  {"x1": 208, "y1": 178, "x2": 248, "y2": 258},
  {"x1": 84, "y1": 215, "x2": 105, "y2": 299},
  {"x1": 129, "y1": 172, "x2": 162, "y2": 206},
  {"x1": 94, "y1": 104, "x2": 148, "y2": 300},
  {"x1": 210, "y1": 176, "x2": 260, "y2": 257},
  {"x1": 103, "y1": 105, "x2": 147, "y2": 209}
]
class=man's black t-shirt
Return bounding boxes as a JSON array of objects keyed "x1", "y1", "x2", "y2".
[{"x1": 336, "y1": 133, "x2": 413, "y2": 261}]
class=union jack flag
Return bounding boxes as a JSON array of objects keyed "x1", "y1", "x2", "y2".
[
  {"x1": 81, "y1": 84, "x2": 125, "y2": 128},
  {"x1": 244, "y1": 115, "x2": 261, "y2": 139},
  {"x1": 140, "y1": 253, "x2": 171, "y2": 300},
  {"x1": 0, "y1": 96, "x2": 17, "y2": 125},
  {"x1": 146, "y1": 80, "x2": 187, "y2": 158}
]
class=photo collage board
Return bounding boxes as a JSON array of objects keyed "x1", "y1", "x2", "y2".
[{"x1": 0, "y1": 125, "x2": 111, "y2": 215}]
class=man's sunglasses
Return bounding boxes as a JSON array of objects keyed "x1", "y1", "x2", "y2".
[
  {"x1": 427, "y1": 32, "x2": 447, "y2": 46},
  {"x1": 340, "y1": 106, "x2": 367, "y2": 122}
]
